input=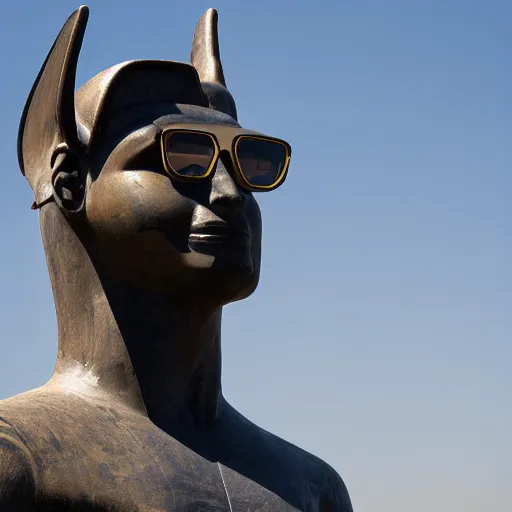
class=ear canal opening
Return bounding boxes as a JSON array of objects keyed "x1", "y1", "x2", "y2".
[{"x1": 51, "y1": 150, "x2": 86, "y2": 214}]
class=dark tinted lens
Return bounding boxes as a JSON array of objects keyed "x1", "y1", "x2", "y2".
[
  {"x1": 164, "y1": 132, "x2": 216, "y2": 177},
  {"x1": 236, "y1": 138, "x2": 288, "y2": 188}
]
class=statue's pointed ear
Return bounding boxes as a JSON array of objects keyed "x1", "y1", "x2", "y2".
[
  {"x1": 191, "y1": 9, "x2": 238, "y2": 120},
  {"x1": 191, "y1": 8, "x2": 226, "y2": 87},
  {"x1": 18, "y1": 6, "x2": 89, "y2": 203}
]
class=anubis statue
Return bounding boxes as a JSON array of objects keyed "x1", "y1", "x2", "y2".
[{"x1": 0, "y1": 6, "x2": 353, "y2": 511}]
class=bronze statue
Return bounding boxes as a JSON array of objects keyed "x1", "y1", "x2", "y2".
[{"x1": 0, "y1": 6, "x2": 353, "y2": 511}]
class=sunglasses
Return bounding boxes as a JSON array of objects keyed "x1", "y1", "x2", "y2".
[{"x1": 159, "y1": 123, "x2": 291, "y2": 192}]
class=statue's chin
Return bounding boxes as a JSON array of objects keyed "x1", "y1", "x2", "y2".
[{"x1": 182, "y1": 257, "x2": 259, "y2": 306}]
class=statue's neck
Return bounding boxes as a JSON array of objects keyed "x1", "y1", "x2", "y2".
[{"x1": 41, "y1": 205, "x2": 223, "y2": 431}]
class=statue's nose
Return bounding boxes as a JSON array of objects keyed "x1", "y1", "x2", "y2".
[{"x1": 209, "y1": 152, "x2": 245, "y2": 212}]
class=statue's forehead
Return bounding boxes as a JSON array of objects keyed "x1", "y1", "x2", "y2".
[
  {"x1": 154, "y1": 104, "x2": 240, "y2": 129},
  {"x1": 77, "y1": 103, "x2": 241, "y2": 149}
]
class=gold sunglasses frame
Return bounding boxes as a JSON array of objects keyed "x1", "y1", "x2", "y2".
[{"x1": 159, "y1": 123, "x2": 291, "y2": 192}]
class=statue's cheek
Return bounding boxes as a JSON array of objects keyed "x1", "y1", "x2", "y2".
[{"x1": 85, "y1": 171, "x2": 195, "y2": 238}]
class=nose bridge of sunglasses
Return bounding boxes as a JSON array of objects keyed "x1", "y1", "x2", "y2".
[
  {"x1": 209, "y1": 126, "x2": 242, "y2": 151},
  {"x1": 215, "y1": 148, "x2": 237, "y2": 175}
]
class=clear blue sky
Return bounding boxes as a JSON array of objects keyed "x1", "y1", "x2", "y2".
[{"x1": 0, "y1": 1, "x2": 509, "y2": 510}]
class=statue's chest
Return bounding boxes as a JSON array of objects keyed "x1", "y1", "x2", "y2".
[
  {"x1": 122, "y1": 431, "x2": 300, "y2": 511},
  {"x1": 39, "y1": 423, "x2": 299, "y2": 511}
]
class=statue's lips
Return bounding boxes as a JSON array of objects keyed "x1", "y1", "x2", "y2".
[{"x1": 188, "y1": 222, "x2": 250, "y2": 244}]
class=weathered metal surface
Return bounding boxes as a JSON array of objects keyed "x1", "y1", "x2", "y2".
[{"x1": 0, "y1": 6, "x2": 353, "y2": 511}]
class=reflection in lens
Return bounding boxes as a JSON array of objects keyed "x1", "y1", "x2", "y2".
[
  {"x1": 165, "y1": 132, "x2": 216, "y2": 177},
  {"x1": 236, "y1": 138, "x2": 287, "y2": 188}
]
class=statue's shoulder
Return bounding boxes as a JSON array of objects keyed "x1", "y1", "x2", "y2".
[
  {"x1": 259, "y1": 430, "x2": 353, "y2": 511},
  {"x1": 0, "y1": 398, "x2": 37, "y2": 509},
  {"x1": 221, "y1": 402, "x2": 353, "y2": 511},
  {"x1": 0, "y1": 386, "x2": 99, "y2": 457},
  {"x1": 306, "y1": 456, "x2": 354, "y2": 512},
  {"x1": 0, "y1": 386, "x2": 65, "y2": 429}
]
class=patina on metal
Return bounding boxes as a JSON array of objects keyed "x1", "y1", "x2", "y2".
[{"x1": 0, "y1": 6, "x2": 353, "y2": 511}]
